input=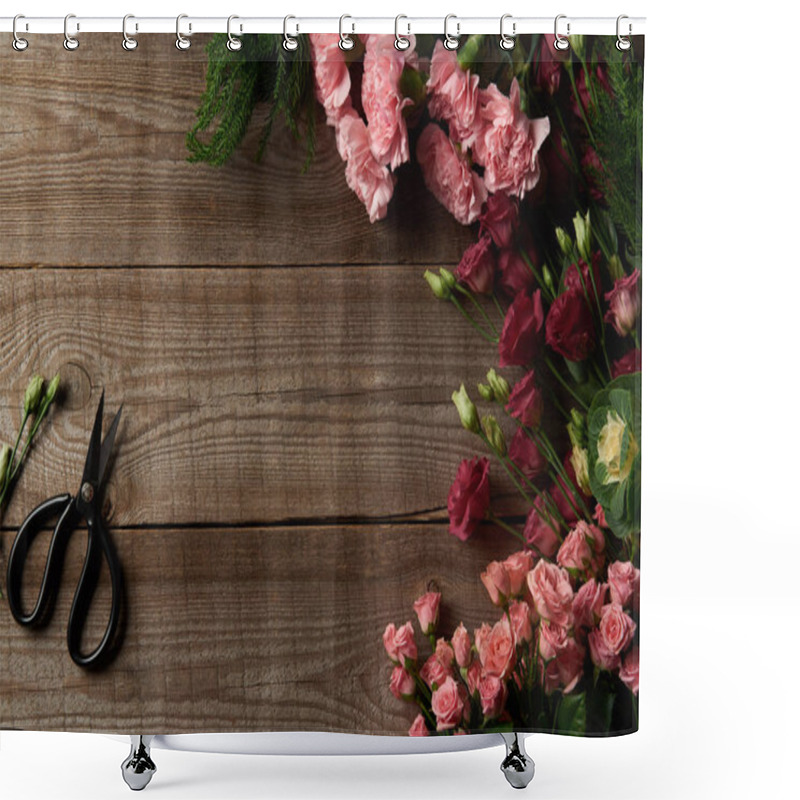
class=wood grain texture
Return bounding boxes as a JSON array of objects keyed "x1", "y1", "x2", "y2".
[
  {"x1": 0, "y1": 266, "x2": 528, "y2": 528},
  {"x1": 0, "y1": 525, "x2": 517, "y2": 732},
  {"x1": 0, "y1": 34, "x2": 472, "y2": 268}
]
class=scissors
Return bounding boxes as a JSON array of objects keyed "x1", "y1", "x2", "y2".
[{"x1": 6, "y1": 392, "x2": 124, "y2": 669}]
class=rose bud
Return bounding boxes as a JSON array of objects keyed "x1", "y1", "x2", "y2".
[
  {"x1": 439, "y1": 267, "x2": 457, "y2": 290},
  {"x1": 452, "y1": 623, "x2": 472, "y2": 668},
  {"x1": 23, "y1": 375, "x2": 44, "y2": 417},
  {"x1": 555, "y1": 227, "x2": 573, "y2": 257},
  {"x1": 481, "y1": 560, "x2": 511, "y2": 606},
  {"x1": 477, "y1": 382, "x2": 494, "y2": 402},
  {"x1": 486, "y1": 368, "x2": 510, "y2": 404},
  {"x1": 409, "y1": 713, "x2": 430, "y2": 736},
  {"x1": 424, "y1": 269, "x2": 451, "y2": 299},
  {"x1": 572, "y1": 211, "x2": 592, "y2": 263},
  {"x1": 569, "y1": 445, "x2": 591, "y2": 495},
  {"x1": 0, "y1": 443, "x2": 11, "y2": 480},
  {"x1": 452, "y1": 384, "x2": 480, "y2": 434},
  {"x1": 44, "y1": 373, "x2": 61, "y2": 406},
  {"x1": 413, "y1": 590, "x2": 442, "y2": 636},
  {"x1": 389, "y1": 665, "x2": 416, "y2": 700},
  {"x1": 481, "y1": 415, "x2": 506, "y2": 457}
]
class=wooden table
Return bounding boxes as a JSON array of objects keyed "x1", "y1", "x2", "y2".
[{"x1": 0, "y1": 35, "x2": 522, "y2": 733}]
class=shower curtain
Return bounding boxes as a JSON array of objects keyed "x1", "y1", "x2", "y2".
[{"x1": 0, "y1": 30, "x2": 642, "y2": 738}]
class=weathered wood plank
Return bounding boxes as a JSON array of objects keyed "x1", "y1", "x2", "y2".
[
  {"x1": 0, "y1": 34, "x2": 472, "y2": 267},
  {"x1": 0, "y1": 524, "x2": 519, "y2": 732},
  {"x1": 0, "y1": 266, "x2": 530, "y2": 527}
]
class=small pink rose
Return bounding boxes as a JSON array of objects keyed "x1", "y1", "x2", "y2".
[
  {"x1": 607, "y1": 561, "x2": 640, "y2": 611},
  {"x1": 538, "y1": 622, "x2": 585, "y2": 694},
  {"x1": 481, "y1": 561, "x2": 511, "y2": 606},
  {"x1": 478, "y1": 673, "x2": 508, "y2": 719},
  {"x1": 594, "y1": 502, "x2": 608, "y2": 528},
  {"x1": 523, "y1": 497, "x2": 561, "y2": 558},
  {"x1": 435, "y1": 638, "x2": 456, "y2": 668},
  {"x1": 383, "y1": 621, "x2": 418, "y2": 666},
  {"x1": 477, "y1": 617, "x2": 517, "y2": 680},
  {"x1": 479, "y1": 193, "x2": 519, "y2": 249},
  {"x1": 557, "y1": 521, "x2": 605, "y2": 579},
  {"x1": 588, "y1": 627, "x2": 620, "y2": 672},
  {"x1": 502, "y1": 550, "x2": 535, "y2": 596},
  {"x1": 505, "y1": 369, "x2": 545, "y2": 427},
  {"x1": 508, "y1": 600, "x2": 534, "y2": 644},
  {"x1": 605, "y1": 269, "x2": 641, "y2": 337},
  {"x1": 420, "y1": 653, "x2": 451, "y2": 690},
  {"x1": 413, "y1": 591, "x2": 441, "y2": 635},
  {"x1": 573, "y1": 579, "x2": 608, "y2": 630},
  {"x1": 452, "y1": 623, "x2": 472, "y2": 668},
  {"x1": 589, "y1": 603, "x2": 636, "y2": 672},
  {"x1": 466, "y1": 659, "x2": 482, "y2": 696},
  {"x1": 456, "y1": 237, "x2": 496, "y2": 295},
  {"x1": 431, "y1": 675, "x2": 467, "y2": 731},
  {"x1": 408, "y1": 713, "x2": 429, "y2": 736},
  {"x1": 426, "y1": 40, "x2": 481, "y2": 146},
  {"x1": 508, "y1": 429, "x2": 547, "y2": 481},
  {"x1": 527, "y1": 560, "x2": 574, "y2": 628},
  {"x1": 390, "y1": 665, "x2": 416, "y2": 700},
  {"x1": 619, "y1": 645, "x2": 639, "y2": 696},
  {"x1": 499, "y1": 291, "x2": 545, "y2": 368},
  {"x1": 447, "y1": 456, "x2": 491, "y2": 542}
]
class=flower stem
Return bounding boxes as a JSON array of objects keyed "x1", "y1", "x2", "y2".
[
  {"x1": 545, "y1": 357, "x2": 588, "y2": 411},
  {"x1": 454, "y1": 284, "x2": 499, "y2": 337},
  {"x1": 486, "y1": 512, "x2": 527, "y2": 547},
  {"x1": 449, "y1": 294, "x2": 498, "y2": 344},
  {"x1": 519, "y1": 249, "x2": 555, "y2": 304}
]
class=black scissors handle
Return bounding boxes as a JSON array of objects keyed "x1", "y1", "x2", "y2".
[{"x1": 6, "y1": 492, "x2": 125, "y2": 669}]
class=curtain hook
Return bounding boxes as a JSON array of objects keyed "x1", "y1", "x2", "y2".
[
  {"x1": 554, "y1": 14, "x2": 570, "y2": 51},
  {"x1": 176, "y1": 14, "x2": 191, "y2": 50},
  {"x1": 394, "y1": 14, "x2": 411, "y2": 51},
  {"x1": 122, "y1": 15, "x2": 138, "y2": 51},
  {"x1": 63, "y1": 13, "x2": 79, "y2": 51},
  {"x1": 443, "y1": 14, "x2": 460, "y2": 51},
  {"x1": 499, "y1": 14, "x2": 516, "y2": 51},
  {"x1": 616, "y1": 14, "x2": 632, "y2": 51},
  {"x1": 339, "y1": 14, "x2": 354, "y2": 51},
  {"x1": 227, "y1": 15, "x2": 242, "y2": 51},
  {"x1": 283, "y1": 15, "x2": 298, "y2": 51},
  {"x1": 12, "y1": 14, "x2": 28, "y2": 51}
]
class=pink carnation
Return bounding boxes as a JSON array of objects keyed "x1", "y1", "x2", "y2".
[
  {"x1": 426, "y1": 40, "x2": 480, "y2": 146},
  {"x1": 309, "y1": 34, "x2": 352, "y2": 124},
  {"x1": 417, "y1": 123, "x2": 488, "y2": 225},
  {"x1": 472, "y1": 80, "x2": 550, "y2": 198}
]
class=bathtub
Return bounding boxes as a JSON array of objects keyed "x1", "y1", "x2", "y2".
[{"x1": 115, "y1": 731, "x2": 535, "y2": 791}]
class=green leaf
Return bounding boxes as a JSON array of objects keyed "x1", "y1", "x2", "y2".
[
  {"x1": 556, "y1": 692, "x2": 587, "y2": 735},
  {"x1": 587, "y1": 680, "x2": 616, "y2": 733}
]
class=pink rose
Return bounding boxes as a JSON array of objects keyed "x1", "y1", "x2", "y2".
[
  {"x1": 508, "y1": 600, "x2": 534, "y2": 644},
  {"x1": 390, "y1": 665, "x2": 416, "y2": 700},
  {"x1": 498, "y1": 290, "x2": 545, "y2": 367},
  {"x1": 497, "y1": 249, "x2": 537, "y2": 297},
  {"x1": 479, "y1": 193, "x2": 519, "y2": 249},
  {"x1": 452, "y1": 623, "x2": 472, "y2": 668},
  {"x1": 594, "y1": 502, "x2": 608, "y2": 528},
  {"x1": 619, "y1": 646, "x2": 639, "y2": 695},
  {"x1": 420, "y1": 653, "x2": 451, "y2": 690},
  {"x1": 417, "y1": 123, "x2": 487, "y2": 225},
  {"x1": 426, "y1": 40, "x2": 480, "y2": 146},
  {"x1": 538, "y1": 622, "x2": 585, "y2": 694},
  {"x1": 502, "y1": 551, "x2": 535, "y2": 596},
  {"x1": 605, "y1": 269, "x2": 641, "y2": 337},
  {"x1": 557, "y1": 521, "x2": 605, "y2": 579},
  {"x1": 477, "y1": 617, "x2": 516, "y2": 680},
  {"x1": 607, "y1": 561, "x2": 640, "y2": 611},
  {"x1": 335, "y1": 110, "x2": 395, "y2": 223},
  {"x1": 413, "y1": 591, "x2": 441, "y2": 635},
  {"x1": 456, "y1": 237, "x2": 496, "y2": 295},
  {"x1": 362, "y1": 35, "x2": 414, "y2": 170},
  {"x1": 447, "y1": 456, "x2": 491, "y2": 541},
  {"x1": 589, "y1": 603, "x2": 636, "y2": 671},
  {"x1": 505, "y1": 369, "x2": 544, "y2": 427},
  {"x1": 573, "y1": 579, "x2": 607, "y2": 630},
  {"x1": 383, "y1": 621, "x2": 418, "y2": 666},
  {"x1": 481, "y1": 561, "x2": 511, "y2": 606},
  {"x1": 545, "y1": 288, "x2": 596, "y2": 362},
  {"x1": 472, "y1": 80, "x2": 551, "y2": 198},
  {"x1": 435, "y1": 638, "x2": 456, "y2": 668},
  {"x1": 466, "y1": 659, "x2": 482, "y2": 696},
  {"x1": 478, "y1": 674, "x2": 508, "y2": 719},
  {"x1": 408, "y1": 713, "x2": 429, "y2": 736},
  {"x1": 523, "y1": 497, "x2": 561, "y2": 558},
  {"x1": 431, "y1": 676, "x2": 467, "y2": 731},
  {"x1": 611, "y1": 349, "x2": 642, "y2": 378},
  {"x1": 309, "y1": 34, "x2": 352, "y2": 123},
  {"x1": 508, "y1": 429, "x2": 547, "y2": 481},
  {"x1": 527, "y1": 560, "x2": 574, "y2": 627}
]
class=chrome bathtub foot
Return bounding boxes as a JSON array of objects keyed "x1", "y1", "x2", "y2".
[
  {"x1": 500, "y1": 732, "x2": 535, "y2": 789},
  {"x1": 121, "y1": 735, "x2": 156, "y2": 791}
]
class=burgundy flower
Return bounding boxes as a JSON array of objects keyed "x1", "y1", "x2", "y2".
[
  {"x1": 545, "y1": 289, "x2": 596, "y2": 362},
  {"x1": 498, "y1": 289, "x2": 545, "y2": 367},
  {"x1": 605, "y1": 269, "x2": 641, "y2": 337},
  {"x1": 581, "y1": 147, "x2": 606, "y2": 202},
  {"x1": 456, "y1": 236, "x2": 496, "y2": 295},
  {"x1": 498, "y1": 248, "x2": 537, "y2": 297},
  {"x1": 523, "y1": 497, "x2": 561, "y2": 558},
  {"x1": 447, "y1": 457, "x2": 491, "y2": 541},
  {"x1": 508, "y1": 428, "x2": 547, "y2": 480},
  {"x1": 564, "y1": 252, "x2": 602, "y2": 306},
  {"x1": 533, "y1": 35, "x2": 564, "y2": 96},
  {"x1": 479, "y1": 193, "x2": 519, "y2": 249},
  {"x1": 505, "y1": 370, "x2": 544, "y2": 428},
  {"x1": 611, "y1": 348, "x2": 642, "y2": 378}
]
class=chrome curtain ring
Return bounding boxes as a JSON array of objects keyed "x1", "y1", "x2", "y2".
[
  {"x1": 122, "y1": 14, "x2": 138, "y2": 51},
  {"x1": 499, "y1": 14, "x2": 516, "y2": 51},
  {"x1": 394, "y1": 14, "x2": 411, "y2": 51},
  {"x1": 443, "y1": 14, "x2": 460, "y2": 51},
  {"x1": 554, "y1": 13, "x2": 570, "y2": 51},
  {"x1": 12, "y1": 14, "x2": 28, "y2": 51},
  {"x1": 616, "y1": 14, "x2": 632, "y2": 51},
  {"x1": 283, "y1": 15, "x2": 299, "y2": 51},
  {"x1": 176, "y1": 14, "x2": 191, "y2": 50},
  {"x1": 227, "y1": 15, "x2": 242, "y2": 51},
  {"x1": 339, "y1": 14, "x2": 354, "y2": 51},
  {"x1": 63, "y1": 13, "x2": 79, "y2": 51}
]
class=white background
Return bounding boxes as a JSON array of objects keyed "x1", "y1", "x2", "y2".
[{"x1": 2, "y1": 1, "x2": 797, "y2": 798}]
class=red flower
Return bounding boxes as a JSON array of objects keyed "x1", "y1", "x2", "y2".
[
  {"x1": 508, "y1": 428, "x2": 547, "y2": 480},
  {"x1": 564, "y1": 252, "x2": 602, "y2": 306},
  {"x1": 447, "y1": 457, "x2": 491, "y2": 541},
  {"x1": 456, "y1": 236, "x2": 496, "y2": 295},
  {"x1": 498, "y1": 289, "x2": 545, "y2": 367},
  {"x1": 611, "y1": 348, "x2": 642, "y2": 378},
  {"x1": 545, "y1": 289, "x2": 596, "y2": 362},
  {"x1": 498, "y1": 248, "x2": 537, "y2": 297},
  {"x1": 479, "y1": 193, "x2": 519, "y2": 249},
  {"x1": 581, "y1": 147, "x2": 606, "y2": 202},
  {"x1": 604, "y1": 269, "x2": 641, "y2": 337},
  {"x1": 505, "y1": 370, "x2": 544, "y2": 428}
]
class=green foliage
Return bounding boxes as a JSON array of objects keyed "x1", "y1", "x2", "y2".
[{"x1": 186, "y1": 34, "x2": 316, "y2": 171}]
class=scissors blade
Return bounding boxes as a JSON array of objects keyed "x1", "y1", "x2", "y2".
[
  {"x1": 80, "y1": 391, "x2": 105, "y2": 489},
  {"x1": 97, "y1": 405, "x2": 122, "y2": 488}
]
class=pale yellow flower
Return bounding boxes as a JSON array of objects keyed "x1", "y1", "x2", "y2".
[
  {"x1": 570, "y1": 445, "x2": 591, "y2": 494},
  {"x1": 597, "y1": 410, "x2": 638, "y2": 485}
]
